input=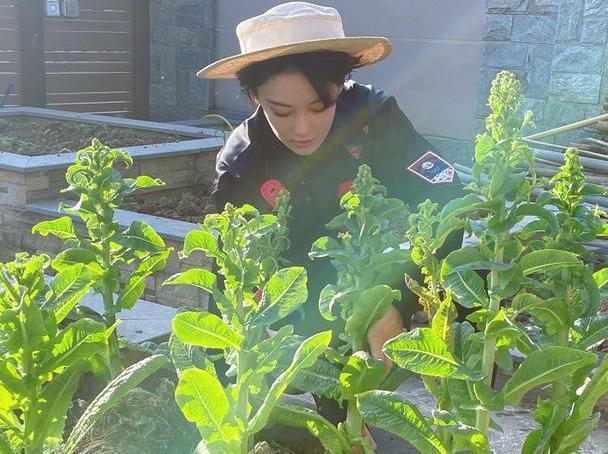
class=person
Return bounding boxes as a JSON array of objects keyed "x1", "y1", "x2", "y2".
[{"x1": 197, "y1": 0, "x2": 465, "y2": 442}]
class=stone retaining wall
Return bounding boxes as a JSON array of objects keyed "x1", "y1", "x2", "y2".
[{"x1": 478, "y1": 0, "x2": 608, "y2": 145}]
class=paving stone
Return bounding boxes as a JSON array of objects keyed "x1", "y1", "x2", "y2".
[
  {"x1": 556, "y1": 0, "x2": 584, "y2": 41},
  {"x1": 584, "y1": 0, "x2": 608, "y2": 17},
  {"x1": 544, "y1": 100, "x2": 589, "y2": 125},
  {"x1": 487, "y1": 0, "x2": 530, "y2": 13},
  {"x1": 482, "y1": 42, "x2": 529, "y2": 67}
]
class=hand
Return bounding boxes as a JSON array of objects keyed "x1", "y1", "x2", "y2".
[{"x1": 367, "y1": 305, "x2": 404, "y2": 378}]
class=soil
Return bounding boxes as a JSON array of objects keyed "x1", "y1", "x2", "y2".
[
  {"x1": 123, "y1": 187, "x2": 216, "y2": 224},
  {"x1": 0, "y1": 115, "x2": 196, "y2": 156}
]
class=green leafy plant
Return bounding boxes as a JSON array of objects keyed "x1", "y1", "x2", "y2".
[
  {"x1": 305, "y1": 164, "x2": 416, "y2": 452},
  {"x1": 505, "y1": 147, "x2": 608, "y2": 453},
  {"x1": 0, "y1": 253, "x2": 108, "y2": 453},
  {"x1": 31, "y1": 139, "x2": 172, "y2": 376},
  {"x1": 165, "y1": 194, "x2": 334, "y2": 453},
  {"x1": 363, "y1": 199, "x2": 490, "y2": 453}
]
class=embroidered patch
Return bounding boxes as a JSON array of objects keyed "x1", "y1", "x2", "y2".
[
  {"x1": 260, "y1": 179, "x2": 285, "y2": 208},
  {"x1": 346, "y1": 145, "x2": 362, "y2": 160},
  {"x1": 407, "y1": 151, "x2": 455, "y2": 184},
  {"x1": 337, "y1": 180, "x2": 353, "y2": 199}
]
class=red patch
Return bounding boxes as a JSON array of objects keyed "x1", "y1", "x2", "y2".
[
  {"x1": 337, "y1": 180, "x2": 353, "y2": 199},
  {"x1": 254, "y1": 288, "x2": 263, "y2": 302},
  {"x1": 346, "y1": 145, "x2": 362, "y2": 160},
  {"x1": 260, "y1": 179, "x2": 285, "y2": 208}
]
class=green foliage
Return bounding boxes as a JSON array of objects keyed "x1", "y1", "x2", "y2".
[
  {"x1": 31, "y1": 139, "x2": 172, "y2": 376},
  {"x1": 307, "y1": 164, "x2": 414, "y2": 448},
  {"x1": 166, "y1": 197, "x2": 338, "y2": 453},
  {"x1": 0, "y1": 254, "x2": 108, "y2": 453}
]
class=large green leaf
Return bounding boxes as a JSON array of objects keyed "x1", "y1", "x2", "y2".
[
  {"x1": 40, "y1": 318, "x2": 106, "y2": 375},
  {"x1": 116, "y1": 250, "x2": 170, "y2": 309},
  {"x1": 169, "y1": 333, "x2": 216, "y2": 376},
  {"x1": 163, "y1": 268, "x2": 218, "y2": 294},
  {"x1": 51, "y1": 248, "x2": 103, "y2": 277},
  {"x1": 570, "y1": 354, "x2": 608, "y2": 423},
  {"x1": 63, "y1": 355, "x2": 169, "y2": 454},
  {"x1": 318, "y1": 284, "x2": 355, "y2": 322},
  {"x1": 44, "y1": 263, "x2": 93, "y2": 323},
  {"x1": 515, "y1": 203, "x2": 558, "y2": 235},
  {"x1": 175, "y1": 368, "x2": 240, "y2": 445},
  {"x1": 512, "y1": 293, "x2": 570, "y2": 334},
  {"x1": 576, "y1": 316, "x2": 608, "y2": 351},
  {"x1": 520, "y1": 249, "x2": 581, "y2": 276},
  {"x1": 384, "y1": 328, "x2": 475, "y2": 379},
  {"x1": 173, "y1": 311, "x2": 243, "y2": 351},
  {"x1": 339, "y1": 351, "x2": 386, "y2": 400},
  {"x1": 28, "y1": 364, "x2": 85, "y2": 449},
  {"x1": 357, "y1": 390, "x2": 447, "y2": 454},
  {"x1": 123, "y1": 220, "x2": 166, "y2": 252},
  {"x1": 253, "y1": 267, "x2": 308, "y2": 326},
  {"x1": 272, "y1": 335, "x2": 341, "y2": 399},
  {"x1": 345, "y1": 285, "x2": 399, "y2": 349},
  {"x1": 521, "y1": 397, "x2": 568, "y2": 454},
  {"x1": 308, "y1": 236, "x2": 343, "y2": 259},
  {"x1": 431, "y1": 297, "x2": 456, "y2": 344},
  {"x1": 248, "y1": 330, "x2": 332, "y2": 434},
  {"x1": 503, "y1": 347, "x2": 597, "y2": 405},
  {"x1": 440, "y1": 251, "x2": 488, "y2": 308},
  {"x1": 32, "y1": 216, "x2": 77, "y2": 239},
  {"x1": 183, "y1": 229, "x2": 220, "y2": 259},
  {"x1": 592, "y1": 268, "x2": 608, "y2": 289},
  {"x1": 270, "y1": 401, "x2": 351, "y2": 454}
]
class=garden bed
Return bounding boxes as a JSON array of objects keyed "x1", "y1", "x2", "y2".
[
  {"x1": 123, "y1": 185, "x2": 216, "y2": 223},
  {"x1": 0, "y1": 115, "x2": 193, "y2": 155}
]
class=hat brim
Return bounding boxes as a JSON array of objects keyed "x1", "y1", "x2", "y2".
[{"x1": 196, "y1": 36, "x2": 392, "y2": 79}]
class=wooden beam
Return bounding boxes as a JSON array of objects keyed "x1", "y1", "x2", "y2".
[
  {"x1": 18, "y1": 0, "x2": 46, "y2": 107},
  {"x1": 133, "y1": 0, "x2": 149, "y2": 120}
]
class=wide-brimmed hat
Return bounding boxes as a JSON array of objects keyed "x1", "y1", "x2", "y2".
[{"x1": 196, "y1": 1, "x2": 392, "y2": 79}]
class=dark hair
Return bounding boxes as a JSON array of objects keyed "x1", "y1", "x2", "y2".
[{"x1": 237, "y1": 51, "x2": 361, "y2": 108}]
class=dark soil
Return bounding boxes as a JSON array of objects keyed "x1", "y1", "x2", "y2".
[
  {"x1": 123, "y1": 188, "x2": 216, "y2": 224},
  {"x1": 0, "y1": 115, "x2": 197, "y2": 155}
]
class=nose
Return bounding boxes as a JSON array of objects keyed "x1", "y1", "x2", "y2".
[{"x1": 292, "y1": 113, "x2": 313, "y2": 138}]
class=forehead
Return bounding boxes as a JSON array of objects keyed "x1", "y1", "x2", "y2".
[{"x1": 256, "y1": 71, "x2": 320, "y2": 105}]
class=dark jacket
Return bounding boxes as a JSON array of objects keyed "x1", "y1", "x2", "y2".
[{"x1": 212, "y1": 80, "x2": 465, "y2": 334}]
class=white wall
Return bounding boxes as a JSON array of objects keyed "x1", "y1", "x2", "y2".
[{"x1": 212, "y1": 0, "x2": 486, "y2": 141}]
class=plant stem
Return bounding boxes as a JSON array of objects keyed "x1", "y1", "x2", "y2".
[
  {"x1": 552, "y1": 272, "x2": 571, "y2": 401},
  {"x1": 101, "y1": 238, "x2": 121, "y2": 378},
  {"x1": 476, "y1": 207, "x2": 507, "y2": 434},
  {"x1": 346, "y1": 399, "x2": 364, "y2": 444},
  {"x1": 236, "y1": 288, "x2": 250, "y2": 454}
]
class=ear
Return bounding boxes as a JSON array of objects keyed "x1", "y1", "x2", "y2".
[{"x1": 250, "y1": 89, "x2": 261, "y2": 106}]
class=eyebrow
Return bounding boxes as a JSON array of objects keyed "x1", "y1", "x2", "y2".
[{"x1": 266, "y1": 98, "x2": 324, "y2": 107}]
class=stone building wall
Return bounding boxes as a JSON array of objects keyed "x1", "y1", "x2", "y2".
[
  {"x1": 478, "y1": 0, "x2": 608, "y2": 146},
  {"x1": 149, "y1": 0, "x2": 215, "y2": 121}
]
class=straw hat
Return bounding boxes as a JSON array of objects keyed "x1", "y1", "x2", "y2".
[{"x1": 196, "y1": 2, "x2": 392, "y2": 79}]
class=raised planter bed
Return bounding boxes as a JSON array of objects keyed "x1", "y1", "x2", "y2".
[{"x1": 0, "y1": 107, "x2": 224, "y2": 309}]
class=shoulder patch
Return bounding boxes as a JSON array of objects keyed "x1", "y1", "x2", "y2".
[{"x1": 407, "y1": 151, "x2": 455, "y2": 184}]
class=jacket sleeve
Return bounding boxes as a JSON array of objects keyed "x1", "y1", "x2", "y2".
[{"x1": 365, "y1": 94, "x2": 467, "y2": 325}]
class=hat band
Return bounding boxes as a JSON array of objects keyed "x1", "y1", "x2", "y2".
[{"x1": 239, "y1": 17, "x2": 345, "y2": 54}]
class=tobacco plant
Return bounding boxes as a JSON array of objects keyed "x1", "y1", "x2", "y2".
[
  {"x1": 506, "y1": 147, "x2": 608, "y2": 453},
  {"x1": 31, "y1": 139, "x2": 172, "y2": 376},
  {"x1": 354, "y1": 199, "x2": 490, "y2": 454},
  {"x1": 362, "y1": 71, "x2": 604, "y2": 452},
  {"x1": 305, "y1": 164, "x2": 418, "y2": 452},
  {"x1": 165, "y1": 194, "x2": 336, "y2": 454},
  {"x1": 0, "y1": 253, "x2": 107, "y2": 453}
]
